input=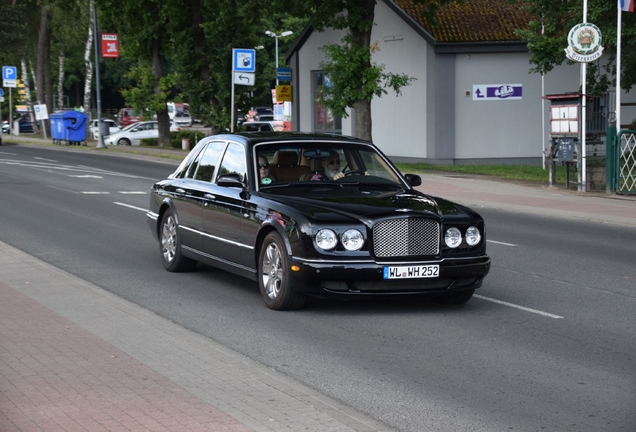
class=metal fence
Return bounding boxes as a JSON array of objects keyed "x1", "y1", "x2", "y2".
[{"x1": 618, "y1": 131, "x2": 636, "y2": 194}]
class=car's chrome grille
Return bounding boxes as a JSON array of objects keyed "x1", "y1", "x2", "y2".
[{"x1": 372, "y1": 218, "x2": 439, "y2": 257}]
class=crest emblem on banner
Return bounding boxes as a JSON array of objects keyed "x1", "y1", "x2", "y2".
[{"x1": 565, "y1": 23, "x2": 604, "y2": 63}]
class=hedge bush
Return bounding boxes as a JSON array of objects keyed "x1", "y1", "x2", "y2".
[{"x1": 140, "y1": 130, "x2": 208, "y2": 149}]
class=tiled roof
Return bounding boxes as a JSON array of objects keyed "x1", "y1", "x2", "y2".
[{"x1": 393, "y1": 0, "x2": 530, "y2": 43}]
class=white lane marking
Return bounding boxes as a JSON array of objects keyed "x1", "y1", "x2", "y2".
[
  {"x1": 114, "y1": 202, "x2": 147, "y2": 212},
  {"x1": 69, "y1": 175, "x2": 103, "y2": 178},
  {"x1": 474, "y1": 294, "x2": 564, "y2": 319},
  {"x1": 118, "y1": 191, "x2": 147, "y2": 194},
  {"x1": 34, "y1": 157, "x2": 58, "y2": 162},
  {"x1": 81, "y1": 191, "x2": 110, "y2": 194},
  {"x1": 0, "y1": 151, "x2": 18, "y2": 155},
  {"x1": 0, "y1": 159, "x2": 154, "y2": 180},
  {"x1": 487, "y1": 240, "x2": 518, "y2": 247}
]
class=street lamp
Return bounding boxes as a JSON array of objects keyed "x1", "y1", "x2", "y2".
[{"x1": 265, "y1": 30, "x2": 293, "y2": 86}]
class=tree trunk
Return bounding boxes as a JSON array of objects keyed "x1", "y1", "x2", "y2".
[
  {"x1": 83, "y1": 0, "x2": 94, "y2": 114},
  {"x1": 57, "y1": 50, "x2": 65, "y2": 110},
  {"x1": 151, "y1": 29, "x2": 170, "y2": 148},
  {"x1": 190, "y1": 0, "x2": 210, "y2": 82},
  {"x1": 44, "y1": 27, "x2": 53, "y2": 121},
  {"x1": 352, "y1": 100, "x2": 372, "y2": 141},
  {"x1": 29, "y1": 60, "x2": 38, "y2": 99},
  {"x1": 36, "y1": 6, "x2": 48, "y2": 107},
  {"x1": 350, "y1": 0, "x2": 375, "y2": 142},
  {"x1": 21, "y1": 59, "x2": 39, "y2": 134},
  {"x1": 36, "y1": 6, "x2": 51, "y2": 131}
]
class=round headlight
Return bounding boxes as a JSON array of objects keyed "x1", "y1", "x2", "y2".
[
  {"x1": 316, "y1": 229, "x2": 338, "y2": 250},
  {"x1": 444, "y1": 227, "x2": 462, "y2": 248},
  {"x1": 465, "y1": 226, "x2": 481, "y2": 246},
  {"x1": 341, "y1": 229, "x2": 364, "y2": 251}
]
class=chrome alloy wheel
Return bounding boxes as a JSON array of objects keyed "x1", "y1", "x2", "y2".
[
  {"x1": 161, "y1": 214, "x2": 177, "y2": 263},
  {"x1": 261, "y1": 242, "x2": 283, "y2": 299}
]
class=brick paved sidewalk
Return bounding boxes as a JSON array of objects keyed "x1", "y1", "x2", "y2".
[{"x1": 0, "y1": 242, "x2": 390, "y2": 432}]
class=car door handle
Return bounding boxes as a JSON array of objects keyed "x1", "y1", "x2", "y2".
[
  {"x1": 175, "y1": 188, "x2": 186, "y2": 194},
  {"x1": 204, "y1": 193, "x2": 216, "y2": 200}
]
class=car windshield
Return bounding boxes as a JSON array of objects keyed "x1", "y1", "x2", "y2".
[{"x1": 254, "y1": 142, "x2": 404, "y2": 189}]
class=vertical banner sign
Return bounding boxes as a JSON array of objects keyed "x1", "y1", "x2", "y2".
[{"x1": 101, "y1": 34, "x2": 119, "y2": 58}]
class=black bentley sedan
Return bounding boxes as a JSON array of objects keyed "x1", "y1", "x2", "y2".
[{"x1": 147, "y1": 132, "x2": 490, "y2": 310}]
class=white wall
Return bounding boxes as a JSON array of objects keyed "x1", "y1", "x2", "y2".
[
  {"x1": 370, "y1": 1, "x2": 429, "y2": 158},
  {"x1": 297, "y1": 27, "x2": 346, "y2": 134},
  {"x1": 294, "y1": 4, "x2": 605, "y2": 163}
]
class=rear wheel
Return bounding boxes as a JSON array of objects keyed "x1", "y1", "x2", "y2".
[
  {"x1": 434, "y1": 289, "x2": 475, "y2": 305},
  {"x1": 159, "y1": 209, "x2": 197, "y2": 272},
  {"x1": 258, "y1": 232, "x2": 306, "y2": 310}
]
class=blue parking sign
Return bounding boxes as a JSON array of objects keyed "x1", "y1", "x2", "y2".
[
  {"x1": 232, "y1": 49, "x2": 255, "y2": 73},
  {"x1": 2, "y1": 66, "x2": 17, "y2": 80}
]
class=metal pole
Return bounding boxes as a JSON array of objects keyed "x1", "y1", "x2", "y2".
[
  {"x1": 617, "y1": 2, "x2": 622, "y2": 132},
  {"x1": 230, "y1": 69, "x2": 235, "y2": 133},
  {"x1": 275, "y1": 35, "x2": 279, "y2": 87},
  {"x1": 581, "y1": 0, "x2": 587, "y2": 192},
  {"x1": 92, "y1": 3, "x2": 106, "y2": 148},
  {"x1": 9, "y1": 87, "x2": 12, "y2": 135}
]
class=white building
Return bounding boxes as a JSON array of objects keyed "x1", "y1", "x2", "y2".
[{"x1": 285, "y1": 0, "x2": 631, "y2": 165}]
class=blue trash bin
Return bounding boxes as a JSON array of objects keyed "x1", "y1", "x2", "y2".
[
  {"x1": 49, "y1": 110, "x2": 88, "y2": 145},
  {"x1": 50, "y1": 112, "x2": 65, "y2": 145},
  {"x1": 63, "y1": 111, "x2": 88, "y2": 145}
]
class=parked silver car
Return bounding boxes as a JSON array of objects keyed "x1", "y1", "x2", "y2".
[
  {"x1": 90, "y1": 119, "x2": 121, "y2": 140},
  {"x1": 104, "y1": 121, "x2": 181, "y2": 146}
]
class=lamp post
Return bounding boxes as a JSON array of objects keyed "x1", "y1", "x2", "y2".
[{"x1": 265, "y1": 30, "x2": 293, "y2": 86}]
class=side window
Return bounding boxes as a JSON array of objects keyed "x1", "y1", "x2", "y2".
[
  {"x1": 217, "y1": 143, "x2": 247, "y2": 183},
  {"x1": 194, "y1": 141, "x2": 226, "y2": 182}
]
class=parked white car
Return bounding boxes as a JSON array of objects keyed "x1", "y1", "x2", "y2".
[
  {"x1": 90, "y1": 119, "x2": 121, "y2": 140},
  {"x1": 104, "y1": 121, "x2": 181, "y2": 146},
  {"x1": 173, "y1": 111, "x2": 193, "y2": 128}
]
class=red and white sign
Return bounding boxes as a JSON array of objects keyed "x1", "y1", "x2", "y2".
[{"x1": 101, "y1": 33, "x2": 119, "y2": 58}]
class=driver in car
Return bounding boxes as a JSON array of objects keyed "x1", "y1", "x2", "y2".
[{"x1": 311, "y1": 151, "x2": 345, "y2": 181}]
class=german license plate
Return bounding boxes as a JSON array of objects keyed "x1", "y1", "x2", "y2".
[{"x1": 383, "y1": 265, "x2": 439, "y2": 279}]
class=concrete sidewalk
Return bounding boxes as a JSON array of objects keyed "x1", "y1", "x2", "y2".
[
  {"x1": 0, "y1": 242, "x2": 390, "y2": 432},
  {"x1": 414, "y1": 173, "x2": 636, "y2": 228}
]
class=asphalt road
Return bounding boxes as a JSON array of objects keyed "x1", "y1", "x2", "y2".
[{"x1": 1, "y1": 144, "x2": 635, "y2": 431}]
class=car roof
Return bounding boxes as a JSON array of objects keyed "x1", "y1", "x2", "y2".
[{"x1": 206, "y1": 132, "x2": 371, "y2": 146}]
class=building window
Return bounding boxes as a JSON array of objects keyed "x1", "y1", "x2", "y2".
[{"x1": 312, "y1": 71, "x2": 342, "y2": 134}]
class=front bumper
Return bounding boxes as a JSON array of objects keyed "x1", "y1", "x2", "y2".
[{"x1": 288, "y1": 255, "x2": 491, "y2": 297}]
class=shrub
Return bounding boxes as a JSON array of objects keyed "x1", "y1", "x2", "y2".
[{"x1": 140, "y1": 130, "x2": 207, "y2": 149}]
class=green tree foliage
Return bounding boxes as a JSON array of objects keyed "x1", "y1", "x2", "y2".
[
  {"x1": 306, "y1": 0, "x2": 415, "y2": 141},
  {"x1": 516, "y1": 0, "x2": 636, "y2": 95},
  {"x1": 97, "y1": 0, "x2": 176, "y2": 146},
  {"x1": 0, "y1": 1, "x2": 30, "y2": 62},
  {"x1": 319, "y1": 34, "x2": 415, "y2": 120},
  {"x1": 278, "y1": 0, "x2": 457, "y2": 141}
]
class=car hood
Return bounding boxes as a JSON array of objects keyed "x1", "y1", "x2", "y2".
[{"x1": 261, "y1": 188, "x2": 473, "y2": 225}]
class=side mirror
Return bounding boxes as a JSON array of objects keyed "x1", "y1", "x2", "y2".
[
  {"x1": 217, "y1": 173, "x2": 245, "y2": 188},
  {"x1": 404, "y1": 173, "x2": 422, "y2": 187}
]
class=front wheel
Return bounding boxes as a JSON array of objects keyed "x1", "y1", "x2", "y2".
[
  {"x1": 258, "y1": 232, "x2": 306, "y2": 310},
  {"x1": 117, "y1": 138, "x2": 131, "y2": 146},
  {"x1": 159, "y1": 209, "x2": 197, "y2": 272}
]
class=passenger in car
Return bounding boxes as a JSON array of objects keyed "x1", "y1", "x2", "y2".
[
  {"x1": 310, "y1": 151, "x2": 344, "y2": 181},
  {"x1": 258, "y1": 155, "x2": 276, "y2": 184}
]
